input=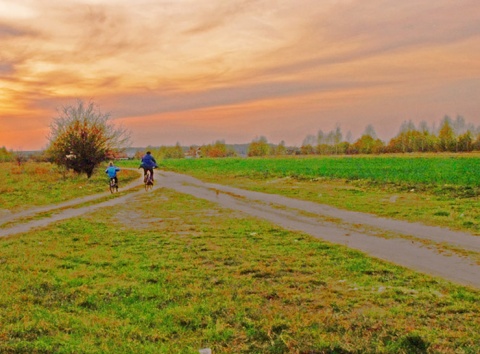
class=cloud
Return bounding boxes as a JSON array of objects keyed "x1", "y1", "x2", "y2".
[
  {"x1": 319, "y1": 0, "x2": 480, "y2": 54},
  {"x1": 1, "y1": 0, "x2": 480, "y2": 149},
  {"x1": 0, "y1": 23, "x2": 31, "y2": 38},
  {"x1": 0, "y1": 63, "x2": 13, "y2": 75},
  {"x1": 0, "y1": 0, "x2": 38, "y2": 19},
  {"x1": 250, "y1": 0, "x2": 480, "y2": 80},
  {"x1": 101, "y1": 75, "x2": 392, "y2": 121},
  {"x1": 181, "y1": 0, "x2": 262, "y2": 35}
]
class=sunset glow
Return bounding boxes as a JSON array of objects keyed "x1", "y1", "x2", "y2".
[{"x1": 1, "y1": 0, "x2": 480, "y2": 150}]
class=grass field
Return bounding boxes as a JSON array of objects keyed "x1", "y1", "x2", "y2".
[
  {"x1": 154, "y1": 155, "x2": 480, "y2": 234},
  {"x1": 0, "y1": 162, "x2": 139, "y2": 211},
  {"x1": 1, "y1": 188, "x2": 479, "y2": 353},
  {"x1": 1, "y1": 158, "x2": 480, "y2": 353}
]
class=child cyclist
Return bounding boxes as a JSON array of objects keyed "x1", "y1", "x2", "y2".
[{"x1": 105, "y1": 162, "x2": 120, "y2": 187}]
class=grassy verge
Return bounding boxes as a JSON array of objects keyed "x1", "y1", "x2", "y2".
[
  {"x1": 0, "y1": 188, "x2": 478, "y2": 353},
  {"x1": 155, "y1": 156, "x2": 480, "y2": 234},
  {"x1": 0, "y1": 162, "x2": 139, "y2": 211}
]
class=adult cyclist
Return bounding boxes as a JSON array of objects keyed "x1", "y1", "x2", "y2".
[{"x1": 139, "y1": 151, "x2": 158, "y2": 182}]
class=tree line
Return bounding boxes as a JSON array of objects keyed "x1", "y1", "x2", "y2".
[
  {"x1": 151, "y1": 115, "x2": 480, "y2": 158},
  {"x1": 248, "y1": 115, "x2": 480, "y2": 156},
  {"x1": 2, "y1": 98, "x2": 479, "y2": 181},
  {"x1": 143, "y1": 115, "x2": 480, "y2": 159}
]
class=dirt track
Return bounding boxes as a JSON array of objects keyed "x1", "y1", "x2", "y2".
[{"x1": 1, "y1": 169, "x2": 479, "y2": 289}]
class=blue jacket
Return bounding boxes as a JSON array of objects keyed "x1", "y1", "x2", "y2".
[
  {"x1": 105, "y1": 166, "x2": 120, "y2": 178},
  {"x1": 141, "y1": 154, "x2": 157, "y2": 168}
]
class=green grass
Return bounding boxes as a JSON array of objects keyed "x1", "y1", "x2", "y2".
[
  {"x1": 153, "y1": 155, "x2": 480, "y2": 234},
  {"x1": 0, "y1": 188, "x2": 479, "y2": 353},
  {"x1": 0, "y1": 162, "x2": 139, "y2": 211}
]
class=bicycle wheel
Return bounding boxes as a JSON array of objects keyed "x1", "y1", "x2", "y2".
[
  {"x1": 110, "y1": 179, "x2": 116, "y2": 193},
  {"x1": 145, "y1": 171, "x2": 152, "y2": 191}
]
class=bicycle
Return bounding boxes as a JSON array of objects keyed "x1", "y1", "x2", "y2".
[
  {"x1": 109, "y1": 177, "x2": 118, "y2": 193},
  {"x1": 144, "y1": 170, "x2": 154, "y2": 191}
]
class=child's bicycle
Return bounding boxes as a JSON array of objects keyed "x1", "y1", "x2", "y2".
[
  {"x1": 109, "y1": 178, "x2": 118, "y2": 193},
  {"x1": 144, "y1": 170, "x2": 154, "y2": 191}
]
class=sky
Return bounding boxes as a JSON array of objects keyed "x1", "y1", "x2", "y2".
[{"x1": 1, "y1": 0, "x2": 480, "y2": 150}]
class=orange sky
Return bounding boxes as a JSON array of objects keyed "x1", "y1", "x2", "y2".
[{"x1": 1, "y1": 0, "x2": 480, "y2": 150}]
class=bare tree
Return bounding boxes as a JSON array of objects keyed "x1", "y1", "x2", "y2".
[
  {"x1": 345, "y1": 131, "x2": 353, "y2": 143},
  {"x1": 303, "y1": 134, "x2": 316, "y2": 146},
  {"x1": 363, "y1": 124, "x2": 378, "y2": 139}
]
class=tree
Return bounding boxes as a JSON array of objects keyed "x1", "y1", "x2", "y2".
[
  {"x1": 352, "y1": 135, "x2": 384, "y2": 154},
  {"x1": 303, "y1": 134, "x2": 316, "y2": 147},
  {"x1": 453, "y1": 115, "x2": 467, "y2": 136},
  {"x1": 473, "y1": 132, "x2": 480, "y2": 151},
  {"x1": 274, "y1": 140, "x2": 287, "y2": 155},
  {"x1": 350, "y1": 124, "x2": 384, "y2": 154},
  {"x1": 418, "y1": 121, "x2": 437, "y2": 152},
  {"x1": 437, "y1": 116, "x2": 456, "y2": 152},
  {"x1": 157, "y1": 143, "x2": 184, "y2": 159},
  {"x1": 201, "y1": 140, "x2": 236, "y2": 158},
  {"x1": 332, "y1": 125, "x2": 343, "y2": 154},
  {"x1": 387, "y1": 120, "x2": 422, "y2": 153},
  {"x1": 353, "y1": 125, "x2": 385, "y2": 154},
  {"x1": 316, "y1": 130, "x2": 325, "y2": 145},
  {"x1": 14, "y1": 151, "x2": 28, "y2": 166},
  {"x1": 345, "y1": 131, "x2": 353, "y2": 143},
  {"x1": 301, "y1": 144, "x2": 315, "y2": 155},
  {"x1": 457, "y1": 130, "x2": 473, "y2": 152},
  {"x1": 0, "y1": 146, "x2": 14, "y2": 162},
  {"x1": 363, "y1": 124, "x2": 378, "y2": 139},
  {"x1": 248, "y1": 136, "x2": 271, "y2": 157},
  {"x1": 47, "y1": 99, "x2": 130, "y2": 178}
]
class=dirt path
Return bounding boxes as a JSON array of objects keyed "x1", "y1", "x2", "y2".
[
  {"x1": 159, "y1": 171, "x2": 480, "y2": 289},
  {"x1": 0, "y1": 171, "x2": 146, "y2": 235},
  {"x1": 0, "y1": 170, "x2": 146, "y2": 226},
  {"x1": 1, "y1": 169, "x2": 479, "y2": 289}
]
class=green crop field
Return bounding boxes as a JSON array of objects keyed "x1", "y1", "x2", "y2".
[
  {"x1": 154, "y1": 155, "x2": 480, "y2": 234},
  {"x1": 158, "y1": 154, "x2": 480, "y2": 189}
]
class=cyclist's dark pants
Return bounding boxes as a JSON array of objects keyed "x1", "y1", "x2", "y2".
[{"x1": 110, "y1": 177, "x2": 118, "y2": 185}]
